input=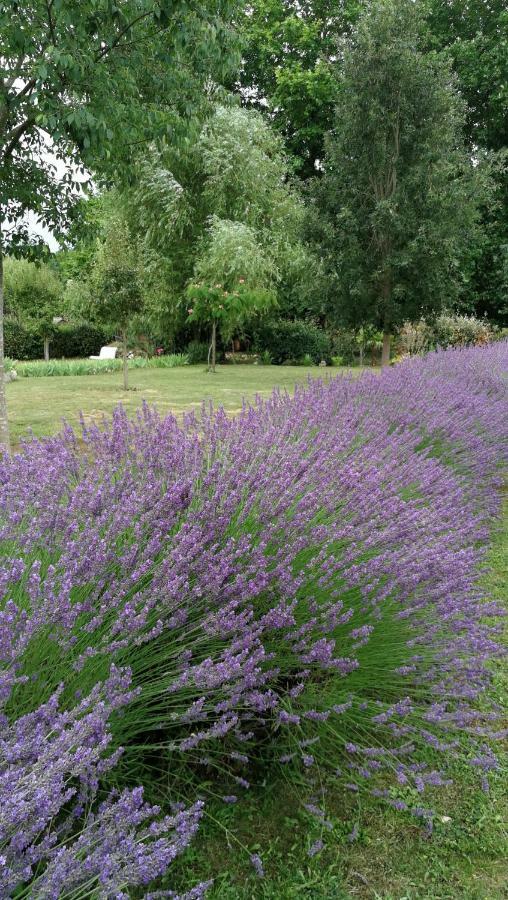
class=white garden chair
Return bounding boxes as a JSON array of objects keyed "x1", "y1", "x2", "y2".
[{"x1": 89, "y1": 346, "x2": 118, "y2": 360}]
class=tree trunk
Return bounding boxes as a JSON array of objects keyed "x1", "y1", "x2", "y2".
[
  {"x1": 0, "y1": 223, "x2": 10, "y2": 454},
  {"x1": 44, "y1": 336, "x2": 50, "y2": 361},
  {"x1": 209, "y1": 321, "x2": 216, "y2": 373},
  {"x1": 380, "y1": 270, "x2": 392, "y2": 368},
  {"x1": 381, "y1": 331, "x2": 391, "y2": 367},
  {"x1": 122, "y1": 328, "x2": 128, "y2": 391}
]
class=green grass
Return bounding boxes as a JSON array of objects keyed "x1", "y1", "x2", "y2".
[
  {"x1": 167, "y1": 500, "x2": 508, "y2": 899},
  {"x1": 5, "y1": 363, "x2": 368, "y2": 445}
]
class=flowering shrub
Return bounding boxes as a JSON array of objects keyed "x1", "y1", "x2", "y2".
[
  {"x1": 432, "y1": 313, "x2": 493, "y2": 348},
  {"x1": 397, "y1": 320, "x2": 434, "y2": 356},
  {"x1": 398, "y1": 314, "x2": 494, "y2": 357},
  {"x1": 0, "y1": 343, "x2": 506, "y2": 894}
]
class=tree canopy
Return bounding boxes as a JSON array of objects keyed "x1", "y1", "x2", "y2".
[
  {"x1": 237, "y1": 0, "x2": 360, "y2": 178},
  {"x1": 0, "y1": 0, "x2": 242, "y2": 449}
]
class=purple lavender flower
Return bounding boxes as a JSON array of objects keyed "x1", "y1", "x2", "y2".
[
  {"x1": 250, "y1": 854, "x2": 264, "y2": 877},
  {"x1": 308, "y1": 839, "x2": 324, "y2": 857},
  {"x1": 0, "y1": 344, "x2": 506, "y2": 894}
]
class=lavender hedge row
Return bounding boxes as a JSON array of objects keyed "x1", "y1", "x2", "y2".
[{"x1": 1, "y1": 343, "x2": 507, "y2": 897}]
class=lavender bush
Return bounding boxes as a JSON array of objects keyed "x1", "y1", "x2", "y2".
[{"x1": 0, "y1": 343, "x2": 507, "y2": 895}]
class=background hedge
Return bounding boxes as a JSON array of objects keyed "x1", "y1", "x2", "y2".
[
  {"x1": 251, "y1": 319, "x2": 332, "y2": 364},
  {"x1": 4, "y1": 319, "x2": 113, "y2": 360}
]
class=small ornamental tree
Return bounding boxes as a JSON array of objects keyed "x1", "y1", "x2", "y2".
[
  {"x1": 186, "y1": 218, "x2": 276, "y2": 371},
  {"x1": 308, "y1": 0, "x2": 488, "y2": 365},
  {"x1": 90, "y1": 212, "x2": 142, "y2": 391},
  {"x1": 3, "y1": 257, "x2": 63, "y2": 359}
]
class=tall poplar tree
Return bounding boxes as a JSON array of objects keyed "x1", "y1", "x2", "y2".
[{"x1": 309, "y1": 0, "x2": 487, "y2": 364}]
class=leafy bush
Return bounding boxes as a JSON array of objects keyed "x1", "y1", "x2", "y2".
[
  {"x1": 185, "y1": 340, "x2": 210, "y2": 364},
  {"x1": 50, "y1": 323, "x2": 115, "y2": 358},
  {"x1": 252, "y1": 319, "x2": 332, "y2": 364},
  {"x1": 3, "y1": 319, "x2": 42, "y2": 359},
  {"x1": 331, "y1": 330, "x2": 358, "y2": 365},
  {"x1": 397, "y1": 320, "x2": 433, "y2": 356},
  {"x1": 432, "y1": 312, "x2": 493, "y2": 348},
  {"x1": 492, "y1": 327, "x2": 508, "y2": 342},
  {"x1": 15, "y1": 354, "x2": 189, "y2": 378},
  {"x1": 0, "y1": 344, "x2": 506, "y2": 895},
  {"x1": 3, "y1": 257, "x2": 63, "y2": 324}
]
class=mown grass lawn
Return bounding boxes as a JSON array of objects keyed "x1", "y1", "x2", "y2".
[{"x1": 6, "y1": 363, "x2": 367, "y2": 445}]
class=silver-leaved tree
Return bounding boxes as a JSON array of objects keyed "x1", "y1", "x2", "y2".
[{"x1": 130, "y1": 103, "x2": 310, "y2": 353}]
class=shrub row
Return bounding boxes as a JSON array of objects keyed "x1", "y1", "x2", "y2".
[
  {"x1": 397, "y1": 313, "x2": 494, "y2": 357},
  {"x1": 4, "y1": 319, "x2": 113, "y2": 360},
  {"x1": 11, "y1": 354, "x2": 189, "y2": 378}
]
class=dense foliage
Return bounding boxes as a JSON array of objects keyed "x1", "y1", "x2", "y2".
[
  {"x1": 0, "y1": 343, "x2": 506, "y2": 895},
  {"x1": 237, "y1": 0, "x2": 508, "y2": 326},
  {"x1": 0, "y1": 0, "x2": 242, "y2": 449},
  {"x1": 397, "y1": 313, "x2": 494, "y2": 358},
  {"x1": 3, "y1": 258, "x2": 62, "y2": 326},
  {"x1": 237, "y1": 0, "x2": 359, "y2": 178},
  {"x1": 89, "y1": 207, "x2": 143, "y2": 389},
  {"x1": 425, "y1": 0, "x2": 508, "y2": 324},
  {"x1": 251, "y1": 318, "x2": 332, "y2": 364},
  {"x1": 130, "y1": 103, "x2": 310, "y2": 342}
]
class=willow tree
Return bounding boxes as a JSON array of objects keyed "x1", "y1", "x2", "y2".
[
  {"x1": 0, "y1": 0, "x2": 240, "y2": 451},
  {"x1": 309, "y1": 0, "x2": 486, "y2": 365},
  {"x1": 132, "y1": 103, "x2": 310, "y2": 343}
]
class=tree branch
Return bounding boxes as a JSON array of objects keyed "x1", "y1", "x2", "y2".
[
  {"x1": 5, "y1": 55, "x2": 26, "y2": 90},
  {"x1": 46, "y1": 0, "x2": 57, "y2": 46},
  {"x1": 13, "y1": 77, "x2": 37, "y2": 105},
  {"x1": 94, "y1": 11, "x2": 155, "y2": 63},
  {"x1": 2, "y1": 117, "x2": 35, "y2": 161}
]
